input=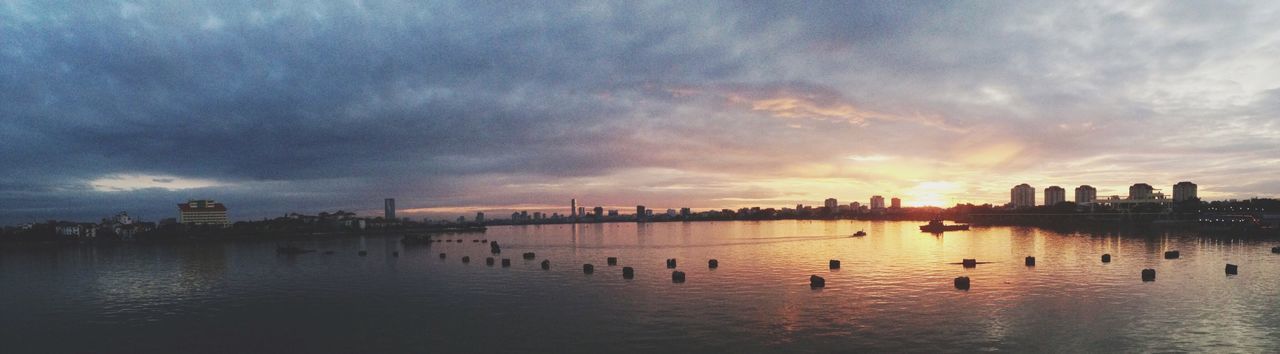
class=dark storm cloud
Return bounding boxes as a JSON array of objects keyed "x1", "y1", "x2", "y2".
[{"x1": 1, "y1": 1, "x2": 1278, "y2": 223}]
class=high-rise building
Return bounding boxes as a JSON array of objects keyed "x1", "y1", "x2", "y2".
[
  {"x1": 607, "y1": 209, "x2": 619, "y2": 216},
  {"x1": 1011, "y1": 184, "x2": 1035, "y2": 208},
  {"x1": 890, "y1": 197, "x2": 901, "y2": 209},
  {"x1": 178, "y1": 199, "x2": 229, "y2": 226},
  {"x1": 578, "y1": 207, "x2": 585, "y2": 217},
  {"x1": 870, "y1": 196, "x2": 885, "y2": 209},
  {"x1": 475, "y1": 212, "x2": 485, "y2": 223},
  {"x1": 1129, "y1": 183, "x2": 1154, "y2": 200},
  {"x1": 824, "y1": 198, "x2": 838, "y2": 212},
  {"x1": 680, "y1": 208, "x2": 691, "y2": 217},
  {"x1": 1074, "y1": 185, "x2": 1097, "y2": 204},
  {"x1": 593, "y1": 206, "x2": 604, "y2": 217},
  {"x1": 384, "y1": 198, "x2": 396, "y2": 220},
  {"x1": 636, "y1": 205, "x2": 647, "y2": 221},
  {"x1": 1173, "y1": 181, "x2": 1198, "y2": 202},
  {"x1": 1044, "y1": 186, "x2": 1066, "y2": 206},
  {"x1": 666, "y1": 209, "x2": 677, "y2": 217},
  {"x1": 571, "y1": 199, "x2": 577, "y2": 217}
]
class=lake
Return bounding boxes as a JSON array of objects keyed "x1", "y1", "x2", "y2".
[{"x1": 3, "y1": 220, "x2": 1279, "y2": 353}]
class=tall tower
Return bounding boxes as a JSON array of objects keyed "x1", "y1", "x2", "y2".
[
  {"x1": 1010, "y1": 184, "x2": 1035, "y2": 208},
  {"x1": 1074, "y1": 185, "x2": 1097, "y2": 204},
  {"x1": 384, "y1": 198, "x2": 396, "y2": 220},
  {"x1": 571, "y1": 199, "x2": 577, "y2": 217},
  {"x1": 870, "y1": 196, "x2": 885, "y2": 209},
  {"x1": 1044, "y1": 186, "x2": 1066, "y2": 206},
  {"x1": 1173, "y1": 181, "x2": 1198, "y2": 202},
  {"x1": 890, "y1": 197, "x2": 901, "y2": 209}
]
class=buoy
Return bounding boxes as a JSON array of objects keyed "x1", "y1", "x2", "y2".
[
  {"x1": 541, "y1": 259, "x2": 550, "y2": 270},
  {"x1": 607, "y1": 257, "x2": 618, "y2": 266},
  {"x1": 1226, "y1": 264, "x2": 1238, "y2": 275},
  {"x1": 462, "y1": 256, "x2": 470, "y2": 263},
  {"x1": 623, "y1": 267, "x2": 635, "y2": 279},
  {"x1": 501, "y1": 258, "x2": 511, "y2": 267},
  {"x1": 392, "y1": 251, "x2": 399, "y2": 257},
  {"x1": 1142, "y1": 268, "x2": 1156, "y2": 281},
  {"x1": 523, "y1": 252, "x2": 536, "y2": 260},
  {"x1": 439, "y1": 253, "x2": 446, "y2": 259},
  {"x1": 962, "y1": 259, "x2": 976, "y2": 268},
  {"x1": 486, "y1": 257, "x2": 495, "y2": 266},
  {"x1": 829, "y1": 260, "x2": 841, "y2": 269},
  {"x1": 1164, "y1": 251, "x2": 1180, "y2": 259},
  {"x1": 666, "y1": 259, "x2": 677, "y2": 268},
  {"x1": 810, "y1": 275, "x2": 825, "y2": 288},
  {"x1": 672, "y1": 271, "x2": 686, "y2": 283},
  {"x1": 708, "y1": 259, "x2": 718, "y2": 269},
  {"x1": 359, "y1": 250, "x2": 368, "y2": 256},
  {"x1": 1025, "y1": 256, "x2": 1036, "y2": 266},
  {"x1": 1102, "y1": 254, "x2": 1111, "y2": 263},
  {"x1": 954, "y1": 276, "x2": 970, "y2": 290},
  {"x1": 583, "y1": 264, "x2": 594, "y2": 274}
]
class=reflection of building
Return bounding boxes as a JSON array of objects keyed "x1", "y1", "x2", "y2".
[
  {"x1": 1011, "y1": 184, "x2": 1035, "y2": 208},
  {"x1": 870, "y1": 196, "x2": 885, "y2": 209},
  {"x1": 1011, "y1": 184, "x2": 1036, "y2": 208},
  {"x1": 178, "y1": 199, "x2": 229, "y2": 226},
  {"x1": 1173, "y1": 181, "x2": 1197, "y2": 202},
  {"x1": 1044, "y1": 186, "x2": 1066, "y2": 206},
  {"x1": 1129, "y1": 183, "x2": 1154, "y2": 200},
  {"x1": 890, "y1": 197, "x2": 901, "y2": 209},
  {"x1": 384, "y1": 198, "x2": 396, "y2": 220},
  {"x1": 1074, "y1": 185, "x2": 1097, "y2": 204}
]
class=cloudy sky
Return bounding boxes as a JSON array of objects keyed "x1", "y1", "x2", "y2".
[{"x1": 2, "y1": 1, "x2": 1280, "y2": 223}]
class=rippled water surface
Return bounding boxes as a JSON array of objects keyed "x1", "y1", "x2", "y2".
[{"x1": 4, "y1": 220, "x2": 1280, "y2": 353}]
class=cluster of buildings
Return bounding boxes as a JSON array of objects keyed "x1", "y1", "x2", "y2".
[
  {"x1": 1009, "y1": 182, "x2": 1198, "y2": 208},
  {"x1": 25, "y1": 211, "x2": 157, "y2": 241}
]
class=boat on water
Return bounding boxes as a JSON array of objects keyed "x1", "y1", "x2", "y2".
[
  {"x1": 852, "y1": 230, "x2": 867, "y2": 237},
  {"x1": 401, "y1": 234, "x2": 433, "y2": 245},
  {"x1": 919, "y1": 220, "x2": 969, "y2": 233},
  {"x1": 276, "y1": 245, "x2": 316, "y2": 255}
]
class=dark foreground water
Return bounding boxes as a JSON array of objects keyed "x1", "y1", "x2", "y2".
[{"x1": 4, "y1": 220, "x2": 1280, "y2": 353}]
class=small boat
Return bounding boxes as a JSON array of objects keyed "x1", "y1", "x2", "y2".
[
  {"x1": 919, "y1": 219, "x2": 969, "y2": 233},
  {"x1": 852, "y1": 230, "x2": 867, "y2": 237},
  {"x1": 276, "y1": 245, "x2": 316, "y2": 255},
  {"x1": 400, "y1": 234, "x2": 433, "y2": 245}
]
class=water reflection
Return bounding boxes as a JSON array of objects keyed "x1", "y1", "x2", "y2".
[{"x1": 2, "y1": 220, "x2": 1280, "y2": 353}]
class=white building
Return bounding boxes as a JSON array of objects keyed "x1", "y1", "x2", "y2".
[
  {"x1": 1044, "y1": 186, "x2": 1066, "y2": 206},
  {"x1": 1173, "y1": 181, "x2": 1198, "y2": 202},
  {"x1": 1074, "y1": 185, "x2": 1097, "y2": 204}
]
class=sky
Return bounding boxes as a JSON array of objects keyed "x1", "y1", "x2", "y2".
[{"x1": 2, "y1": 1, "x2": 1280, "y2": 224}]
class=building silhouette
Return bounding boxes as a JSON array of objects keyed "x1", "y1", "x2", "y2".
[
  {"x1": 384, "y1": 198, "x2": 396, "y2": 220},
  {"x1": 1044, "y1": 186, "x2": 1066, "y2": 206},
  {"x1": 178, "y1": 199, "x2": 228, "y2": 226},
  {"x1": 890, "y1": 197, "x2": 901, "y2": 209},
  {"x1": 1011, "y1": 184, "x2": 1035, "y2": 208},
  {"x1": 1074, "y1": 185, "x2": 1097, "y2": 204},
  {"x1": 1129, "y1": 183, "x2": 1154, "y2": 200},
  {"x1": 571, "y1": 199, "x2": 577, "y2": 217},
  {"x1": 475, "y1": 212, "x2": 485, "y2": 223},
  {"x1": 1173, "y1": 181, "x2": 1197, "y2": 202},
  {"x1": 635, "y1": 205, "x2": 647, "y2": 221},
  {"x1": 870, "y1": 196, "x2": 885, "y2": 209},
  {"x1": 824, "y1": 198, "x2": 838, "y2": 212}
]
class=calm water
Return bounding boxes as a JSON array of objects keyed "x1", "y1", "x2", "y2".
[{"x1": 4, "y1": 220, "x2": 1280, "y2": 353}]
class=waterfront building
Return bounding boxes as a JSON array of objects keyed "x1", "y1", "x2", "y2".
[
  {"x1": 890, "y1": 197, "x2": 901, "y2": 209},
  {"x1": 594, "y1": 206, "x2": 604, "y2": 218},
  {"x1": 636, "y1": 205, "x2": 647, "y2": 221},
  {"x1": 1173, "y1": 181, "x2": 1198, "y2": 202},
  {"x1": 1129, "y1": 183, "x2": 1154, "y2": 200},
  {"x1": 1011, "y1": 184, "x2": 1035, "y2": 208},
  {"x1": 475, "y1": 212, "x2": 485, "y2": 223},
  {"x1": 384, "y1": 198, "x2": 396, "y2": 220},
  {"x1": 607, "y1": 209, "x2": 619, "y2": 216},
  {"x1": 870, "y1": 196, "x2": 885, "y2": 209},
  {"x1": 680, "y1": 208, "x2": 692, "y2": 217},
  {"x1": 666, "y1": 209, "x2": 677, "y2": 217},
  {"x1": 1074, "y1": 185, "x2": 1097, "y2": 204},
  {"x1": 1044, "y1": 186, "x2": 1066, "y2": 206},
  {"x1": 178, "y1": 199, "x2": 229, "y2": 226},
  {"x1": 578, "y1": 207, "x2": 586, "y2": 217},
  {"x1": 571, "y1": 199, "x2": 577, "y2": 217},
  {"x1": 824, "y1": 198, "x2": 838, "y2": 212}
]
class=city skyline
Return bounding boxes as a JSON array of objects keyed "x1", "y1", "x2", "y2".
[{"x1": 4, "y1": 2, "x2": 1280, "y2": 224}]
